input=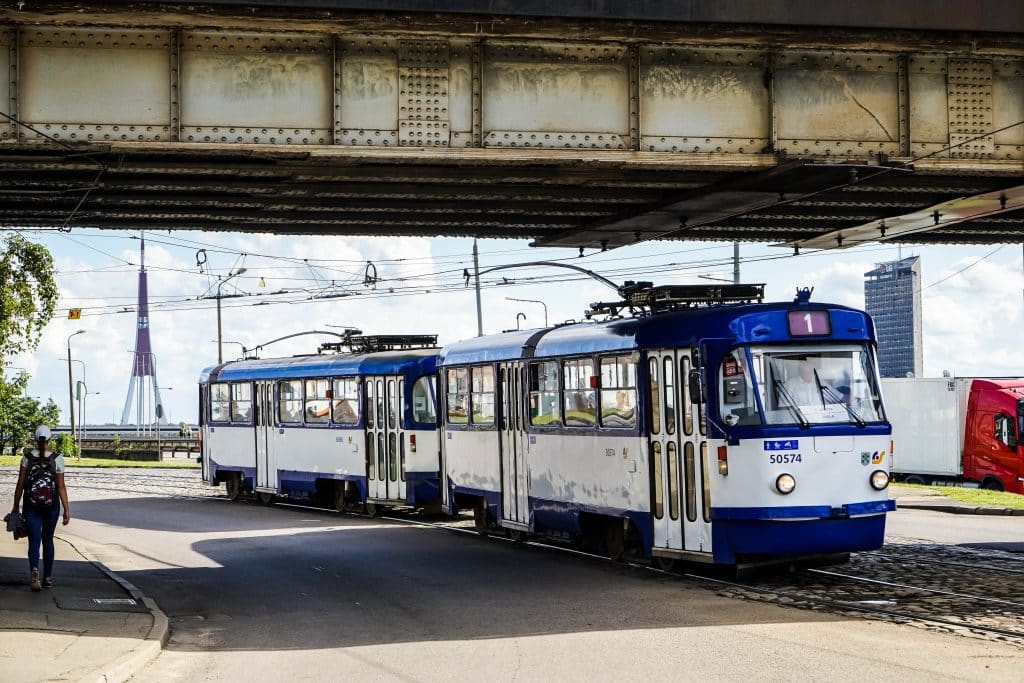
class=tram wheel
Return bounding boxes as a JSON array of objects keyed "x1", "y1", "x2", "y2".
[
  {"x1": 605, "y1": 520, "x2": 625, "y2": 562},
  {"x1": 333, "y1": 482, "x2": 348, "y2": 513},
  {"x1": 224, "y1": 474, "x2": 241, "y2": 502},
  {"x1": 654, "y1": 556, "x2": 676, "y2": 572},
  {"x1": 473, "y1": 498, "x2": 490, "y2": 537},
  {"x1": 507, "y1": 529, "x2": 528, "y2": 544},
  {"x1": 256, "y1": 492, "x2": 275, "y2": 506},
  {"x1": 365, "y1": 502, "x2": 382, "y2": 517}
]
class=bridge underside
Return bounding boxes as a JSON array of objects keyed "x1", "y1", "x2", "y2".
[{"x1": 0, "y1": 2, "x2": 1022, "y2": 249}]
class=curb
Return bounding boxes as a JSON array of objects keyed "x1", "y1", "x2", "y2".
[
  {"x1": 57, "y1": 535, "x2": 169, "y2": 683},
  {"x1": 896, "y1": 502, "x2": 1024, "y2": 516}
]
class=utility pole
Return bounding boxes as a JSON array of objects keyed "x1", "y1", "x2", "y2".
[
  {"x1": 733, "y1": 243, "x2": 740, "y2": 284},
  {"x1": 473, "y1": 239, "x2": 483, "y2": 336}
]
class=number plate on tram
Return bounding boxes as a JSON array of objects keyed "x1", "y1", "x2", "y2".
[{"x1": 787, "y1": 310, "x2": 830, "y2": 337}]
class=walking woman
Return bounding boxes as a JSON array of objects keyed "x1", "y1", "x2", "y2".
[{"x1": 9, "y1": 425, "x2": 71, "y2": 591}]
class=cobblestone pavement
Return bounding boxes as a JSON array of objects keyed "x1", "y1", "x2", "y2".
[{"x1": 4, "y1": 467, "x2": 1022, "y2": 649}]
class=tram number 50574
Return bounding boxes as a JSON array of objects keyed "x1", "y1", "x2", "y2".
[{"x1": 769, "y1": 453, "x2": 802, "y2": 464}]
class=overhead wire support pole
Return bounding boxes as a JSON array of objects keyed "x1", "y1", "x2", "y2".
[{"x1": 473, "y1": 239, "x2": 483, "y2": 337}]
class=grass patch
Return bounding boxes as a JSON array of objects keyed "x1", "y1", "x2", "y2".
[
  {"x1": 893, "y1": 483, "x2": 1024, "y2": 509},
  {"x1": 0, "y1": 455, "x2": 199, "y2": 469}
]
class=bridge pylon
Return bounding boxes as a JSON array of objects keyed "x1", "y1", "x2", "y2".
[{"x1": 120, "y1": 232, "x2": 166, "y2": 430}]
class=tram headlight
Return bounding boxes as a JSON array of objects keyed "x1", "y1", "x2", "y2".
[
  {"x1": 870, "y1": 469, "x2": 890, "y2": 491},
  {"x1": 775, "y1": 473, "x2": 796, "y2": 495}
]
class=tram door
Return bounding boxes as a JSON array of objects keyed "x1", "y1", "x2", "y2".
[
  {"x1": 648, "y1": 350, "x2": 712, "y2": 554},
  {"x1": 499, "y1": 362, "x2": 530, "y2": 529},
  {"x1": 365, "y1": 376, "x2": 406, "y2": 503},
  {"x1": 254, "y1": 381, "x2": 278, "y2": 492}
]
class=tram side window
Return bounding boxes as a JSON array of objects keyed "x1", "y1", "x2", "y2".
[
  {"x1": 278, "y1": 379, "x2": 303, "y2": 423},
  {"x1": 446, "y1": 368, "x2": 469, "y2": 424},
  {"x1": 412, "y1": 376, "x2": 437, "y2": 425},
  {"x1": 471, "y1": 366, "x2": 495, "y2": 425},
  {"x1": 331, "y1": 377, "x2": 360, "y2": 425},
  {"x1": 230, "y1": 383, "x2": 252, "y2": 422},
  {"x1": 719, "y1": 350, "x2": 760, "y2": 427},
  {"x1": 210, "y1": 383, "x2": 230, "y2": 423},
  {"x1": 305, "y1": 378, "x2": 330, "y2": 424},
  {"x1": 599, "y1": 356, "x2": 637, "y2": 428},
  {"x1": 530, "y1": 361, "x2": 561, "y2": 426},
  {"x1": 563, "y1": 358, "x2": 597, "y2": 427}
]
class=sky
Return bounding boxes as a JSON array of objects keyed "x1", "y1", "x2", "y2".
[{"x1": 4, "y1": 227, "x2": 1023, "y2": 425}]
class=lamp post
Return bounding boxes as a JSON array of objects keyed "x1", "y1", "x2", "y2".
[
  {"x1": 66, "y1": 330, "x2": 85, "y2": 452},
  {"x1": 60, "y1": 357, "x2": 85, "y2": 438},
  {"x1": 506, "y1": 297, "x2": 548, "y2": 327},
  {"x1": 217, "y1": 268, "x2": 247, "y2": 364}
]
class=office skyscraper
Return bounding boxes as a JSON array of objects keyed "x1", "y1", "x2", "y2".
[{"x1": 864, "y1": 256, "x2": 923, "y2": 378}]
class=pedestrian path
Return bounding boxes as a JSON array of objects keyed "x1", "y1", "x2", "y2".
[{"x1": 0, "y1": 533, "x2": 167, "y2": 683}]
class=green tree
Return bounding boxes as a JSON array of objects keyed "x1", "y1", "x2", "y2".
[
  {"x1": 0, "y1": 371, "x2": 59, "y2": 455},
  {"x1": 0, "y1": 233, "x2": 59, "y2": 364}
]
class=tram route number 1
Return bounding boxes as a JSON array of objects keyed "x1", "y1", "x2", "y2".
[{"x1": 787, "y1": 310, "x2": 831, "y2": 337}]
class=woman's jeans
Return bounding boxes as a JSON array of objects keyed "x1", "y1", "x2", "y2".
[{"x1": 25, "y1": 504, "x2": 60, "y2": 577}]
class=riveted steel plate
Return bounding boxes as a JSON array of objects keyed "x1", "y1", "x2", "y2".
[
  {"x1": 641, "y1": 136, "x2": 768, "y2": 154},
  {"x1": 484, "y1": 40, "x2": 627, "y2": 65},
  {"x1": 19, "y1": 28, "x2": 171, "y2": 136},
  {"x1": 776, "y1": 51, "x2": 899, "y2": 73},
  {"x1": 448, "y1": 40, "x2": 474, "y2": 142},
  {"x1": 992, "y1": 60, "x2": 1023, "y2": 159},
  {"x1": 482, "y1": 42, "x2": 628, "y2": 144},
  {"x1": 775, "y1": 66, "x2": 899, "y2": 146},
  {"x1": 947, "y1": 59, "x2": 994, "y2": 158},
  {"x1": 909, "y1": 68, "x2": 949, "y2": 152},
  {"x1": 485, "y1": 130, "x2": 625, "y2": 149},
  {"x1": 641, "y1": 47, "x2": 768, "y2": 151},
  {"x1": 1, "y1": 30, "x2": 10, "y2": 141},
  {"x1": 778, "y1": 138, "x2": 900, "y2": 157},
  {"x1": 181, "y1": 34, "x2": 332, "y2": 136},
  {"x1": 339, "y1": 37, "x2": 398, "y2": 143},
  {"x1": 399, "y1": 39, "x2": 449, "y2": 147}
]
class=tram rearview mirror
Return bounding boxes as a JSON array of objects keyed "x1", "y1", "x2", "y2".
[{"x1": 688, "y1": 368, "x2": 703, "y2": 404}]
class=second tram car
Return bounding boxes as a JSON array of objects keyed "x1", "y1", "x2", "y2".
[
  {"x1": 439, "y1": 284, "x2": 894, "y2": 567},
  {"x1": 199, "y1": 335, "x2": 441, "y2": 514}
]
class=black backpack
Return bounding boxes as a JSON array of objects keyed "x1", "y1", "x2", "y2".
[{"x1": 25, "y1": 453, "x2": 58, "y2": 509}]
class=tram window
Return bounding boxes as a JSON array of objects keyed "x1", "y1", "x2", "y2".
[
  {"x1": 719, "y1": 350, "x2": 760, "y2": 427},
  {"x1": 471, "y1": 365, "x2": 495, "y2": 425},
  {"x1": 278, "y1": 380, "x2": 302, "y2": 423},
  {"x1": 400, "y1": 438, "x2": 406, "y2": 482},
  {"x1": 366, "y1": 380, "x2": 375, "y2": 426},
  {"x1": 667, "y1": 442, "x2": 680, "y2": 521},
  {"x1": 366, "y1": 434, "x2": 375, "y2": 480},
  {"x1": 700, "y1": 442, "x2": 711, "y2": 523},
  {"x1": 331, "y1": 377, "x2": 360, "y2": 425},
  {"x1": 446, "y1": 368, "x2": 469, "y2": 424},
  {"x1": 375, "y1": 379, "x2": 385, "y2": 430},
  {"x1": 389, "y1": 432, "x2": 398, "y2": 482},
  {"x1": 563, "y1": 358, "x2": 596, "y2": 427},
  {"x1": 411, "y1": 376, "x2": 437, "y2": 425},
  {"x1": 387, "y1": 379, "x2": 397, "y2": 429},
  {"x1": 230, "y1": 383, "x2": 252, "y2": 422},
  {"x1": 378, "y1": 433, "x2": 385, "y2": 480},
  {"x1": 680, "y1": 357, "x2": 693, "y2": 435},
  {"x1": 648, "y1": 358, "x2": 660, "y2": 435},
  {"x1": 304, "y1": 378, "x2": 330, "y2": 424},
  {"x1": 599, "y1": 356, "x2": 636, "y2": 429},
  {"x1": 664, "y1": 358, "x2": 676, "y2": 435},
  {"x1": 210, "y1": 383, "x2": 230, "y2": 423},
  {"x1": 529, "y1": 361, "x2": 561, "y2": 426},
  {"x1": 684, "y1": 442, "x2": 696, "y2": 523},
  {"x1": 651, "y1": 441, "x2": 664, "y2": 520}
]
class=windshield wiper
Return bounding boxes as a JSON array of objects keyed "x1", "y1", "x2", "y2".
[
  {"x1": 815, "y1": 371, "x2": 867, "y2": 427},
  {"x1": 768, "y1": 360, "x2": 809, "y2": 429}
]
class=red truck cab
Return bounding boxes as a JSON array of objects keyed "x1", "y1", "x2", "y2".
[{"x1": 963, "y1": 379, "x2": 1024, "y2": 493}]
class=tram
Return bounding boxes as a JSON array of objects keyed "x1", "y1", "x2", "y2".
[
  {"x1": 439, "y1": 283, "x2": 895, "y2": 567},
  {"x1": 198, "y1": 334, "x2": 441, "y2": 514}
]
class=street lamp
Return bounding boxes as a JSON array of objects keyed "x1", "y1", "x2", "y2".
[
  {"x1": 506, "y1": 297, "x2": 548, "y2": 327},
  {"x1": 217, "y1": 268, "x2": 247, "y2": 364},
  {"x1": 66, "y1": 330, "x2": 85, "y2": 451}
]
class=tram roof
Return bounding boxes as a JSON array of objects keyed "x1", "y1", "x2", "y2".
[
  {"x1": 440, "y1": 300, "x2": 874, "y2": 365},
  {"x1": 199, "y1": 348, "x2": 438, "y2": 383}
]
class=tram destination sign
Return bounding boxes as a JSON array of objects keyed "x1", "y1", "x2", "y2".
[{"x1": 787, "y1": 310, "x2": 831, "y2": 337}]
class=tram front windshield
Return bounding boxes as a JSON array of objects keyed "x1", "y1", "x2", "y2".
[{"x1": 719, "y1": 345, "x2": 885, "y2": 427}]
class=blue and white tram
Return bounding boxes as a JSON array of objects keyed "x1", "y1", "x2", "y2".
[
  {"x1": 199, "y1": 337, "x2": 441, "y2": 513},
  {"x1": 439, "y1": 284, "x2": 895, "y2": 567}
]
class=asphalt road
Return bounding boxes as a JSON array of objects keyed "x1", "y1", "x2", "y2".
[{"x1": 29, "y1": 470, "x2": 1018, "y2": 682}]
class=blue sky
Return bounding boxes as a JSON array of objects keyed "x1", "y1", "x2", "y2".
[{"x1": 6, "y1": 228, "x2": 1023, "y2": 424}]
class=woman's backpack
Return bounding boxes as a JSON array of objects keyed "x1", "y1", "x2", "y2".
[{"x1": 25, "y1": 453, "x2": 58, "y2": 508}]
